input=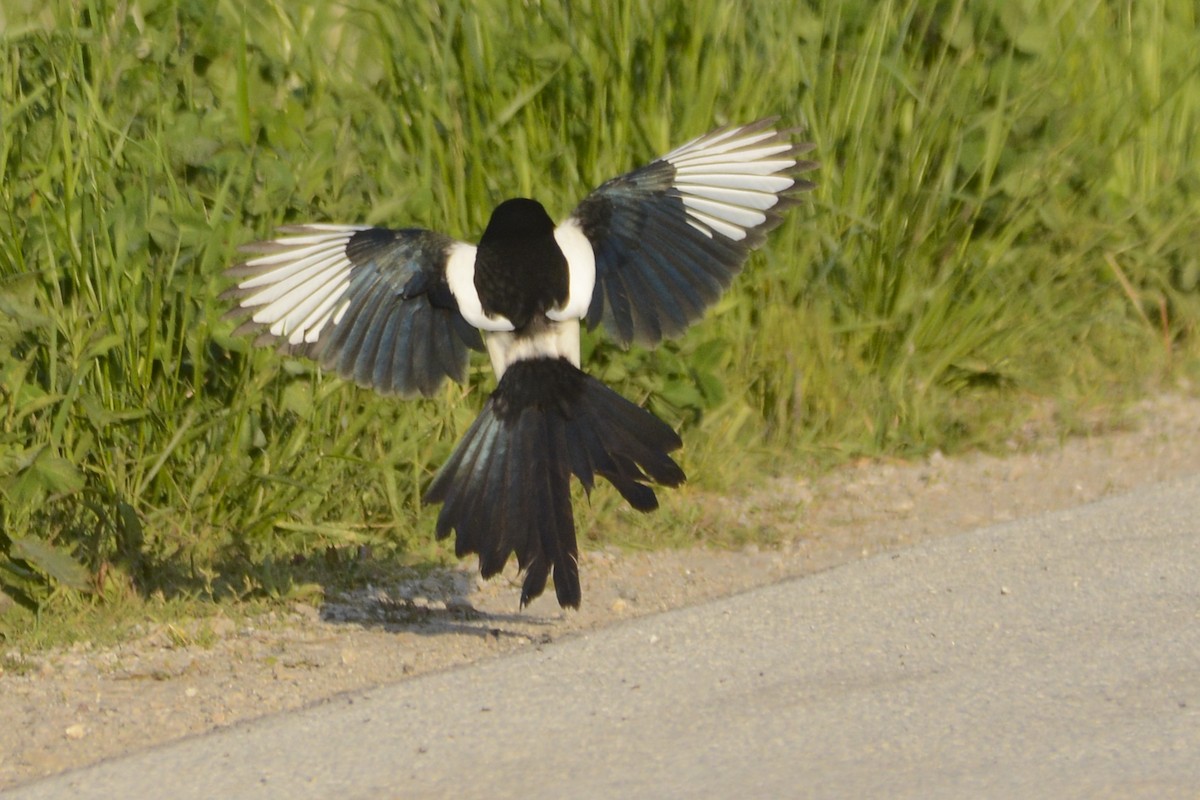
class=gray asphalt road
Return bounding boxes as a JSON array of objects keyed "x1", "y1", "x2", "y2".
[{"x1": 7, "y1": 477, "x2": 1200, "y2": 800}]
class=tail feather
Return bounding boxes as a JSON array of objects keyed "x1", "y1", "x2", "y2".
[
  {"x1": 423, "y1": 357, "x2": 684, "y2": 608},
  {"x1": 523, "y1": 410, "x2": 577, "y2": 607},
  {"x1": 569, "y1": 382, "x2": 685, "y2": 512},
  {"x1": 429, "y1": 411, "x2": 499, "y2": 558}
]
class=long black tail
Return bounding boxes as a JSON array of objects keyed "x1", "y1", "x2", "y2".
[{"x1": 423, "y1": 357, "x2": 685, "y2": 608}]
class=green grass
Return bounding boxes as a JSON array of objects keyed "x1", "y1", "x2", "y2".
[{"x1": 2, "y1": 0, "x2": 1199, "y2": 640}]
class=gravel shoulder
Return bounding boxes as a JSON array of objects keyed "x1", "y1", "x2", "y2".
[{"x1": 4, "y1": 394, "x2": 1200, "y2": 790}]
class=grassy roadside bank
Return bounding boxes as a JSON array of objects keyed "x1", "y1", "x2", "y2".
[{"x1": 2, "y1": 0, "x2": 1198, "y2": 643}]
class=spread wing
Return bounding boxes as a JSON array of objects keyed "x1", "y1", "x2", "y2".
[
  {"x1": 561, "y1": 118, "x2": 816, "y2": 346},
  {"x1": 221, "y1": 225, "x2": 483, "y2": 397}
]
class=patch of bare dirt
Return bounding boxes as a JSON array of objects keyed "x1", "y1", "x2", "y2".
[{"x1": 3, "y1": 394, "x2": 1200, "y2": 789}]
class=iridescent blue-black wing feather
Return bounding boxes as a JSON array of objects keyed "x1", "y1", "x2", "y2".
[
  {"x1": 566, "y1": 119, "x2": 816, "y2": 347},
  {"x1": 222, "y1": 225, "x2": 482, "y2": 397}
]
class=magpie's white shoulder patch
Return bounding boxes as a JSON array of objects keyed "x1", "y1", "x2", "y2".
[
  {"x1": 548, "y1": 218, "x2": 596, "y2": 322},
  {"x1": 226, "y1": 224, "x2": 369, "y2": 346},
  {"x1": 444, "y1": 241, "x2": 516, "y2": 332}
]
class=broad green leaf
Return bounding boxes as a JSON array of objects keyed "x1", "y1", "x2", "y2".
[
  {"x1": 9, "y1": 536, "x2": 92, "y2": 592},
  {"x1": 29, "y1": 452, "x2": 86, "y2": 495}
]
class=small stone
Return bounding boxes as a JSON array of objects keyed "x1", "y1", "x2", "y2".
[
  {"x1": 209, "y1": 617, "x2": 236, "y2": 638},
  {"x1": 287, "y1": 602, "x2": 320, "y2": 621},
  {"x1": 64, "y1": 724, "x2": 86, "y2": 740},
  {"x1": 446, "y1": 597, "x2": 476, "y2": 614},
  {"x1": 610, "y1": 599, "x2": 628, "y2": 613},
  {"x1": 185, "y1": 687, "x2": 199, "y2": 698}
]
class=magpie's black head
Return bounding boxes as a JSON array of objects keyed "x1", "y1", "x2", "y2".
[
  {"x1": 481, "y1": 198, "x2": 555, "y2": 243},
  {"x1": 473, "y1": 197, "x2": 569, "y2": 329}
]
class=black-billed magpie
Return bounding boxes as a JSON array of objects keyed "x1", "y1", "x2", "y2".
[{"x1": 222, "y1": 119, "x2": 816, "y2": 608}]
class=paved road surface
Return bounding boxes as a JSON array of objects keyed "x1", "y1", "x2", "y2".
[{"x1": 6, "y1": 477, "x2": 1199, "y2": 799}]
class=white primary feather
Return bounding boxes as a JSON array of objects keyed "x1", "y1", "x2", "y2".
[
  {"x1": 680, "y1": 196, "x2": 767, "y2": 230},
  {"x1": 662, "y1": 123, "x2": 799, "y2": 243},
  {"x1": 255, "y1": 254, "x2": 347, "y2": 323},
  {"x1": 232, "y1": 226, "x2": 365, "y2": 342},
  {"x1": 674, "y1": 159, "x2": 796, "y2": 177},
  {"x1": 673, "y1": 183, "x2": 782, "y2": 210},
  {"x1": 674, "y1": 173, "x2": 795, "y2": 192}
]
